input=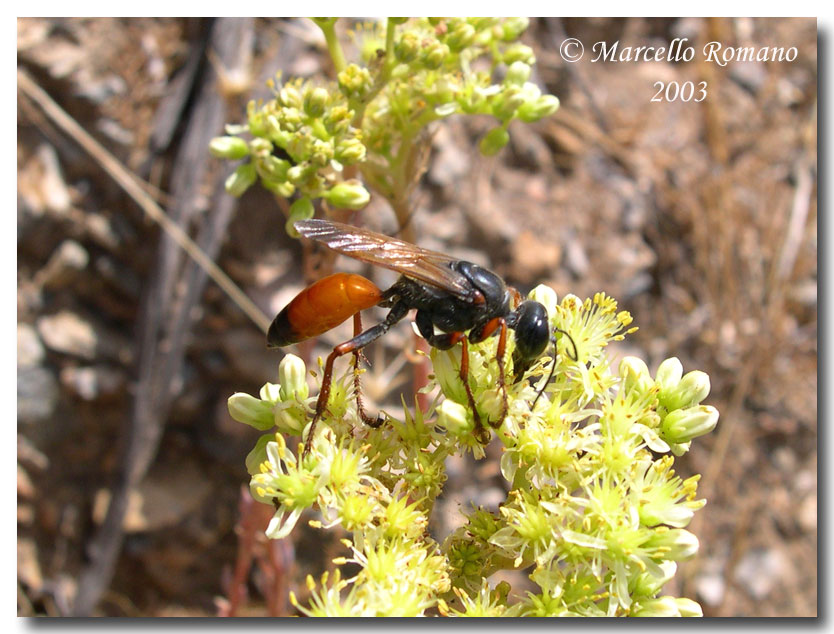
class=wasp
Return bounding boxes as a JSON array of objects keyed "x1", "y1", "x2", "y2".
[{"x1": 268, "y1": 218, "x2": 576, "y2": 457}]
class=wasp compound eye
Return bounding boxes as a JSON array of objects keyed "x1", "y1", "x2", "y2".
[{"x1": 512, "y1": 300, "x2": 549, "y2": 361}]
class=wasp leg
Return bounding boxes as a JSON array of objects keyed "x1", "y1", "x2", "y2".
[
  {"x1": 415, "y1": 311, "x2": 489, "y2": 445},
  {"x1": 303, "y1": 302, "x2": 409, "y2": 459},
  {"x1": 350, "y1": 313, "x2": 385, "y2": 429},
  {"x1": 469, "y1": 317, "x2": 509, "y2": 429}
]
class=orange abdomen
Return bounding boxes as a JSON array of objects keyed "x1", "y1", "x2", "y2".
[{"x1": 267, "y1": 273, "x2": 383, "y2": 347}]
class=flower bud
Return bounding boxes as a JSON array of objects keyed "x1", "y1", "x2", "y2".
[
  {"x1": 324, "y1": 105, "x2": 352, "y2": 136},
  {"x1": 516, "y1": 95, "x2": 560, "y2": 122},
  {"x1": 446, "y1": 22, "x2": 476, "y2": 51},
  {"x1": 528, "y1": 284, "x2": 558, "y2": 315},
  {"x1": 503, "y1": 43, "x2": 535, "y2": 65},
  {"x1": 675, "y1": 598, "x2": 703, "y2": 617},
  {"x1": 664, "y1": 371, "x2": 711, "y2": 411},
  {"x1": 492, "y1": 87, "x2": 525, "y2": 121},
  {"x1": 479, "y1": 126, "x2": 510, "y2": 156},
  {"x1": 209, "y1": 135, "x2": 250, "y2": 160},
  {"x1": 437, "y1": 399, "x2": 473, "y2": 438},
  {"x1": 661, "y1": 405, "x2": 719, "y2": 443},
  {"x1": 285, "y1": 197, "x2": 315, "y2": 238},
  {"x1": 499, "y1": 17, "x2": 529, "y2": 41},
  {"x1": 644, "y1": 528, "x2": 700, "y2": 561},
  {"x1": 248, "y1": 137, "x2": 273, "y2": 157},
  {"x1": 308, "y1": 138, "x2": 335, "y2": 168},
  {"x1": 334, "y1": 137, "x2": 366, "y2": 164},
  {"x1": 394, "y1": 31, "x2": 420, "y2": 63},
  {"x1": 225, "y1": 163, "x2": 257, "y2": 197},
  {"x1": 338, "y1": 64, "x2": 373, "y2": 101},
  {"x1": 256, "y1": 155, "x2": 291, "y2": 182},
  {"x1": 631, "y1": 596, "x2": 681, "y2": 617},
  {"x1": 421, "y1": 41, "x2": 450, "y2": 69},
  {"x1": 263, "y1": 179, "x2": 295, "y2": 198},
  {"x1": 228, "y1": 392, "x2": 275, "y2": 430},
  {"x1": 655, "y1": 357, "x2": 683, "y2": 394},
  {"x1": 279, "y1": 84, "x2": 302, "y2": 109},
  {"x1": 303, "y1": 86, "x2": 329, "y2": 118},
  {"x1": 468, "y1": 17, "x2": 498, "y2": 31},
  {"x1": 504, "y1": 61, "x2": 531, "y2": 86},
  {"x1": 620, "y1": 356, "x2": 652, "y2": 395},
  {"x1": 632, "y1": 561, "x2": 677, "y2": 596},
  {"x1": 279, "y1": 354, "x2": 309, "y2": 401},
  {"x1": 324, "y1": 180, "x2": 371, "y2": 210}
]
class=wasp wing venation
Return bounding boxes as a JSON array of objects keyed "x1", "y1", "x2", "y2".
[{"x1": 294, "y1": 219, "x2": 478, "y2": 302}]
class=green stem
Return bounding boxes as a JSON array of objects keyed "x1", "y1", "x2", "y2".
[
  {"x1": 316, "y1": 19, "x2": 347, "y2": 73},
  {"x1": 351, "y1": 18, "x2": 399, "y2": 128}
]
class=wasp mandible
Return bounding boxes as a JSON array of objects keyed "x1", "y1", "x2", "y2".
[{"x1": 268, "y1": 219, "x2": 576, "y2": 457}]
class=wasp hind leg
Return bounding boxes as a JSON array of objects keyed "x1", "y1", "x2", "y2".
[
  {"x1": 303, "y1": 302, "x2": 409, "y2": 459},
  {"x1": 351, "y1": 313, "x2": 384, "y2": 429}
]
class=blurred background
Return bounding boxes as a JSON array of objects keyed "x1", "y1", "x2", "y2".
[{"x1": 17, "y1": 17, "x2": 817, "y2": 616}]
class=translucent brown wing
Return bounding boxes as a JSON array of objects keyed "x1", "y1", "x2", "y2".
[{"x1": 294, "y1": 219, "x2": 478, "y2": 301}]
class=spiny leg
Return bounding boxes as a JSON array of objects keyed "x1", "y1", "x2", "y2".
[
  {"x1": 489, "y1": 318, "x2": 509, "y2": 428},
  {"x1": 351, "y1": 313, "x2": 384, "y2": 429},
  {"x1": 458, "y1": 336, "x2": 489, "y2": 444},
  {"x1": 303, "y1": 302, "x2": 408, "y2": 459},
  {"x1": 468, "y1": 316, "x2": 510, "y2": 430},
  {"x1": 414, "y1": 311, "x2": 489, "y2": 444}
]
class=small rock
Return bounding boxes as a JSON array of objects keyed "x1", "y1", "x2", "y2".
[
  {"x1": 18, "y1": 464, "x2": 36, "y2": 498},
  {"x1": 18, "y1": 366, "x2": 59, "y2": 425},
  {"x1": 59, "y1": 365, "x2": 126, "y2": 401},
  {"x1": 35, "y1": 240, "x2": 89, "y2": 290},
  {"x1": 695, "y1": 571, "x2": 726, "y2": 607},
  {"x1": 733, "y1": 548, "x2": 788, "y2": 599},
  {"x1": 38, "y1": 144, "x2": 72, "y2": 214},
  {"x1": 563, "y1": 236, "x2": 590, "y2": 278},
  {"x1": 797, "y1": 494, "x2": 816, "y2": 533},
  {"x1": 36, "y1": 310, "x2": 132, "y2": 363},
  {"x1": 17, "y1": 323, "x2": 45, "y2": 368},
  {"x1": 17, "y1": 538, "x2": 43, "y2": 592},
  {"x1": 36, "y1": 311, "x2": 98, "y2": 360}
]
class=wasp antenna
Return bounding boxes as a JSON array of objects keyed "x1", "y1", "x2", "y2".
[
  {"x1": 531, "y1": 328, "x2": 578, "y2": 410},
  {"x1": 553, "y1": 327, "x2": 578, "y2": 362}
]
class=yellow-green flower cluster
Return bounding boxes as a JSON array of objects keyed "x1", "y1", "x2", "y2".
[
  {"x1": 354, "y1": 17, "x2": 560, "y2": 163},
  {"x1": 212, "y1": 18, "x2": 561, "y2": 227},
  {"x1": 210, "y1": 75, "x2": 370, "y2": 207},
  {"x1": 228, "y1": 286, "x2": 716, "y2": 616}
]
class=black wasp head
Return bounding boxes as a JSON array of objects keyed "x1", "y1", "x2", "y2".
[
  {"x1": 511, "y1": 300, "x2": 550, "y2": 373},
  {"x1": 511, "y1": 300, "x2": 579, "y2": 388}
]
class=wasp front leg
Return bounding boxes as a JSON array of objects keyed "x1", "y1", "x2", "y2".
[
  {"x1": 469, "y1": 317, "x2": 509, "y2": 429},
  {"x1": 415, "y1": 312, "x2": 490, "y2": 445}
]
